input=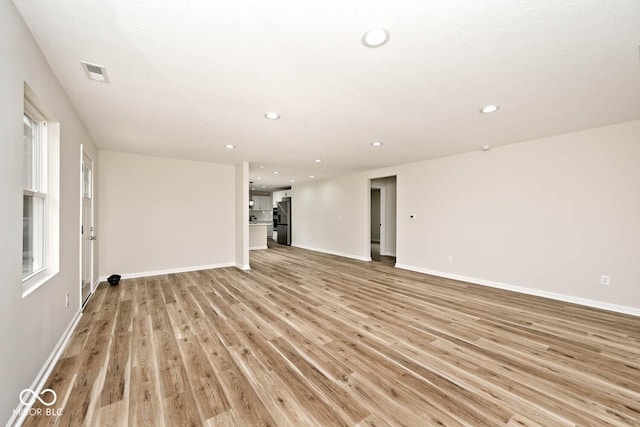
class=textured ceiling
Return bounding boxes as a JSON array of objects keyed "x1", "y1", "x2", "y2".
[{"x1": 13, "y1": 0, "x2": 640, "y2": 189}]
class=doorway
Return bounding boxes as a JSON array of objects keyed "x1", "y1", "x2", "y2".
[
  {"x1": 81, "y1": 151, "x2": 94, "y2": 308},
  {"x1": 370, "y1": 176, "x2": 397, "y2": 265},
  {"x1": 371, "y1": 188, "x2": 381, "y2": 245}
]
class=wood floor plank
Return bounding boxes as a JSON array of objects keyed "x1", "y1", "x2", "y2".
[
  {"x1": 269, "y1": 336, "x2": 370, "y2": 425},
  {"x1": 271, "y1": 363, "x2": 353, "y2": 426},
  {"x1": 22, "y1": 243, "x2": 640, "y2": 426},
  {"x1": 176, "y1": 335, "x2": 230, "y2": 421},
  {"x1": 271, "y1": 319, "x2": 353, "y2": 382},
  {"x1": 94, "y1": 400, "x2": 127, "y2": 427},
  {"x1": 162, "y1": 390, "x2": 201, "y2": 427},
  {"x1": 150, "y1": 305, "x2": 189, "y2": 399},
  {"x1": 325, "y1": 339, "x2": 466, "y2": 426},
  {"x1": 128, "y1": 366, "x2": 165, "y2": 427},
  {"x1": 114, "y1": 300, "x2": 133, "y2": 334},
  {"x1": 53, "y1": 368, "x2": 101, "y2": 427},
  {"x1": 25, "y1": 357, "x2": 78, "y2": 427},
  {"x1": 195, "y1": 328, "x2": 277, "y2": 427},
  {"x1": 99, "y1": 332, "x2": 131, "y2": 407},
  {"x1": 227, "y1": 344, "x2": 319, "y2": 426}
]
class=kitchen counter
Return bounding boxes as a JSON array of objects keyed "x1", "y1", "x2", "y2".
[
  {"x1": 250, "y1": 221, "x2": 273, "y2": 239},
  {"x1": 249, "y1": 223, "x2": 268, "y2": 250}
]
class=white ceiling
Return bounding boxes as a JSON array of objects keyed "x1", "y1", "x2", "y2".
[{"x1": 13, "y1": 0, "x2": 640, "y2": 190}]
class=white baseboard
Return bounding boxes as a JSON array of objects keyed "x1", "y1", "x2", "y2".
[
  {"x1": 98, "y1": 262, "x2": 235, "y2": 282},
  {"x1": 8, "y1": 309, "x2": 82, "y2": 427},
  {"x1": 292, "y1": 244, "x2": 372, "y2": 262},
  {"x1": 394, "y1": 264, "x2": 640, "y2": 317},
  {"x1": 381, "y1": 251, "x2": 396, "y2": 257},
  {"x1": 249, "y1": 245, "x2": 268, "y2": 251},
  {"x1": 236, "y1": 264, "x2": 251, "y2": 271}
]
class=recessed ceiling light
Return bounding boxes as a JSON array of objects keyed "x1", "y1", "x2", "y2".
[
  {"x1": 481, "y1": 145, "x2": 492, "y2": 151},
  {"x1": 264, "y1": 112, "x2": 280, "y2": 120},
  {"x1": 259, "y1": 165, "x2": 264, "y2": 169},
  {"x1": 257, "y1": 176, "x2": 262, "y2": 180},
  {"x1": 290, "y1": 180, "x2": 295, "y2": 183},
  {"x1": 262, "y1": 185, "x2": 266, "y2": 188},
  {"x1": 362, "y1": 28, "x2": 390, "y2": 48},
  {"x1": 224, "y1": 144, "x2": 235, "y2": 149},
  {"x1": 480, "y1": 105, "x2": 500, "y2": 114},
  {"x1": 314, "y1": 159, "x2": 322, "y2": 163},
  {"x1": 273, "y1": 171, "x2": 279, "y2": 174},
  {"x1": 371, "y1": 141, "x2": 383, "y2": 147},
  {"x1": 309, "y1": 175, "x2": 315, "y2": 178}
]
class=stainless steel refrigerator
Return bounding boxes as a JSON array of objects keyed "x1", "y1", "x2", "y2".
[{"x1": 276, "y1": 197, "x2": 291, "y2": 245}]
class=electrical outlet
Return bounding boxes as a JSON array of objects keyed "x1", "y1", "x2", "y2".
[
  {"x1": 447, "y1": 255, "x2": 453, "y2": 262},
  {"x1": 600, "y1": 275, "x2": 610, "y2": 286},
  {"x1": 65, "y1": 293, "x2": 69, "y2": 307}
]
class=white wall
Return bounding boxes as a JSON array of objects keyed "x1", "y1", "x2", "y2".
[
  {"x1": 98, "y1": 151, "x2": 235, "y2": 277},
  {"x1": 293, "y1": 121, "x2": 640, "y2": 312},
  {"x1": 236, "y1": 162, "x2": 249, "y2": 269},
  {"x1": 398, "y1": 121, "x2": 640, "y2": 310},
  {"x1": 293, "y1": 174, "x2": 370, "y2": 260},
  {"x1": 0, "y1": 0, "x2": 99, "y2": 421}
]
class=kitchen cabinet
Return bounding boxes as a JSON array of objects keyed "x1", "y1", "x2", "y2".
[
  {"x1": 260, "y1": 195, "x2": 271, "y2": 210},
  {"x1": 251, "y1": 195, "x2": 271, "y2": 211}
]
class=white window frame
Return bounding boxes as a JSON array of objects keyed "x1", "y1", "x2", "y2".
[
  {"x1": 22, "y1": 88, "x2": 60, "y2": 297},
  {"x1": 22, "y1": 103, "x2": 47, "y2": 281}
]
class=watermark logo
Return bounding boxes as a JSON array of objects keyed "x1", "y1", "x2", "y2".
[
  {"x1": 19, "y1": 388, "x2": 57, "y2": 406},
  {"x1": 14, "y1": 388, "x2": 63, "y2": 418}
]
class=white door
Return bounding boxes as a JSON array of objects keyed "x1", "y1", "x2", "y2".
[{"x1": 81, "y1": 152, "x2": 94, "y2": 307}]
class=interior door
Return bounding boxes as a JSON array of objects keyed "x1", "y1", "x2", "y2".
[{"x1": 81, "y1": 153, "x2": 94, "y2": 308}]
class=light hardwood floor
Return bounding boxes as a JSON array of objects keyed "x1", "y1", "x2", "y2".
[{"x1": 23, "y1": 244, "x2": 640, "y2": 426}]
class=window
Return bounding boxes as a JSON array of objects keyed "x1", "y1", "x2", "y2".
[
  {"x1": 83, "y1": 160, "x2": 91, "y2": 198},
  {"x1": 22, "y1": 104, "x2": 47, "y2": 280},
  {"x1": 21, "y1": 84, "x2": 59, "y2": 297}
]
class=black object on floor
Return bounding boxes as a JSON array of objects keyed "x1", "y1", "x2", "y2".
[{"x1": 107, "y1": 274, "x2": 121, "y2": 286}]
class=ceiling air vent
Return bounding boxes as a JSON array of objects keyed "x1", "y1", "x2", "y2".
[{"x1": 81, "y1": 61, "x2": 109, "y2": 83}]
